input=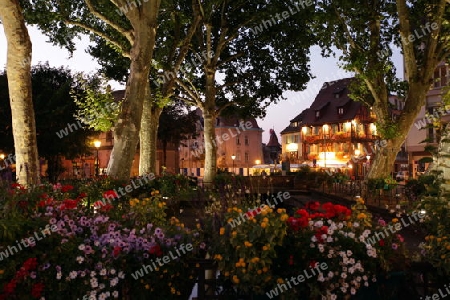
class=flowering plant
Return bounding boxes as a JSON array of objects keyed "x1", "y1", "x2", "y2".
[
  {"x1": 273, "y1": 200, "x2": 380, "y2": 299},
  {"x1": 210, "y1": 203, "x2": 289, "y2": 295},
  {"x1": 0, "y1": 181, "x2": 202, "y2": 299}
]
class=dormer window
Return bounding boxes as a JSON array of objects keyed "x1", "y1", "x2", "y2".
[
  {"x1": 315, "y1": 111, "x2": 320, "y2": 118},
  {"x1": 338, "y1": 107, "x2": 344, "y2": 115}
]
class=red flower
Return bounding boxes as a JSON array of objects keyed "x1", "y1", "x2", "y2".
[
  {"x1": 309, "y1": 260, "x2": 317, "y2": 268},
  {"x1": 61, "y1": 184, "x2": 74, "y2": 193},
  {"x1": 306, "y1": 201, "x2": 320, "y2": 211},
  {"x1": 31, "y1": 283, "x2": 44, "y2": 298},
  {"x1": 289, "y1": 255, "x2": 294, "y2": 266},
  {"x1": 103, "y1": 190, "x2": 118, "y2": 200},
  {"x1": 38, "y1": 198, "x2": 53, "y2": 207},
  {"x1": 23, "y1": 258, "x2": 38, "y2": 271},
  {"x1": 3, "y1": 280, "x2": 17, "y2": 294},
  {"x1": 60, "y1": 199, "x2": 77, "y2": 210},
  {"x1": 113, "y1": 246, "x2": 121, "y2": 257},
  {"x1": 379, "y1": 239, "x2": 385, "y2": 246},
  {"x1": 78, "y1": 192, "x2": 87, "y2": 198},
  {"x1": 149, "y1": 245, "x2": 163, "y2": 256}
]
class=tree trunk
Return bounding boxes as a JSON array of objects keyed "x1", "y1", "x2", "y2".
[
  {"x1": 367, "y1": 87, "x2": 428, "y2": 179},
  {"x1": 107, "y1": 3, "x2": 160, "y2": 180},
  {"x1": 201, "y1": 67, "x2": 218, "y2": 185},
  {"x1": 202, "y1": 111, "x2": 217, "y2": 185},
  {"x1": 0, "y1": 0, "x2": 40, "y2": 185},
  {"x1": 139, "y1": 92, "x2": 162, "y2": 175}
]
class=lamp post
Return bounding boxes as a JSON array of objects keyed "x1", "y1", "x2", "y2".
[
  {"x1": 94, "y1": 140, "x2": 101, "y2": 176},
  {"x1": 231, "y1": 154, "x2": 236, "y2": 174}
]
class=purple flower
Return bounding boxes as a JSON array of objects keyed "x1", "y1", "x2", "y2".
[{"x1": 392, "y1": 243, "x2": 398, "y2": 250}]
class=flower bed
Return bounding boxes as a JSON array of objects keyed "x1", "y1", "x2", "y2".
[{"x1": 0, "y1": 179, "x2": 411, "y2": 299}]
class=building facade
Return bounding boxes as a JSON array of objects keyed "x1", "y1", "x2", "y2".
[
  {"x1": 281, "y1": 78, "x2": 381, "y2": 179},
  {"x1": 179, "y1": 108, "x2": 263, "y2": 176},
  {"x1": 405, "y1": 61, "x2": 449, "y2": 178}
]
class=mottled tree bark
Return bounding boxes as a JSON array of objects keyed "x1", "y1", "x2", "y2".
[
  {"x1": 107, "y1": 0, "x2": 160, "y2": 179},
  {"x1": 0, "y1": 0, "x2": 40, "y2": 185},
  {"x1": 139, "y1": 91, "x2": 162, "y2": 175}
]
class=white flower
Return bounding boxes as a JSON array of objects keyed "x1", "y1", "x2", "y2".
[
  {"x1": 326, "y1": 237, "x2": 333, "y2": 243},
  {"x1": 90, "y1": 271, "x2": 97, "y2": 277},
  {"x1": 346, "y1": 250, "x2": 353, "y2": 257},
  {"x1": 100, "y1": 268, "x2": 107, "y2": 276},
  {"x1": 310, "y1": 243, "x2": 316, "y2": 248},
  {"x1": 112, "y1": 291, "x2": 119, "y2": 298},
  {"x1": 76, "y1": 256, "x2": 84, "y2": 264},
  {"x1": 90, "y1": 278, "x2": 98, "y2": 288},
  {"x1": 110, "y1": 269, "x2": 116, "y2": 275},
  {"x1": 78, "y1": 244, "x2": 85, "y2": 251},
  {"x1": 314, "y1": 220, "x2": 323, "y2": 227},
  {"x1": 56, "y1": 272, "x2": 62, "y2": 280},
  {"x1": 341, "y1": 273, "x2": 347, "y2": 279},
  {"x1": 351, "y1": 287, "x2": 356, "y2": 295},
  {"x1": 110, "y1": 277, "x2": 119, "y2": 287},
  {"x1": 69, "y1": 271, "x2": 77, "y2": 279},
  {"x1": 118, "y1": 271, "x2": 125, "y2": 279},
  {"x1": 348, "y1": 232, "x2": 355, "y2": 239},
  {"x1": 311, "y1": 236, "x2": 318, "y2": 242},
  {"x1": 353, "y1": 222, "x2": 360, "y2": 228}
]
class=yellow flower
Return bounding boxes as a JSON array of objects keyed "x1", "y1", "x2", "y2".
[
  {"x1": 437, "y1": 238, "x2": 442, "y2": 243},
  {"x1": 0, "y1": 270, "x2": 3, "y2": 275},
  {"x1": 214, "y1": 254, "x2": 223, "y2": 261},
  {"x1": 392, "y1": 218, "x2": 399, "y2": 223},
  {"x1": 145, "y1": 284, "x2": 150, "y2": 290},
  {"x1": 277, "y1": 208, "x2": 285, "y2": 214},
  {"x1": 257, "y1": 269, "x2": 262, "y2": 275},
  {"x1": 232, "y1": 231, "x2": 237, "y2": 237},
  {"x1": 262, "y1": 267, "x2": 268, "y2": 273},
  {"x1": 220, "y1": 227, "x2": 225, "y2": 235},
  {"x1": 280, "y1": 214, "x2": 289, "y2": 221},
  {"x1": 446, "y1": 245, "x2": 450, "y2": 251},
  {"x1": 244, "y1": 241, "x2": 253, "y2": 247},
  {"x1": 263, "y1": 217, "x2": 269, "y2": 222},
  {"x1": 232, "y1": 275, "x2": 240, "y2": 284},
  {"x1": 277, "y1": 278, "x2": 284, "y2": 284},
  {"x1": 251, "y1": 257, "x2": 260, "y2": 263},
  {"x1": 261, "y1": 222, "x2": 268, "y2": 229},
  {"x1": 262, "y1": 245, "x2": 269, "y2": 251},
  {"x1": 224, "y1": 271, "x2": 230, "y2": 277},
  {"x1": 357, "y1": 213, "x2": 367, "y2": 219}
]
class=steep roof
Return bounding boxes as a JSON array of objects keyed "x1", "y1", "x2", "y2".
[
  {"x1": 280, "y1": 109, "x2": 309, "y2": 134},
  {"x1": 302, "y1": 77, "x2": 362, "y2": 126},
  {"x1": 266, "y1": 129, "x2": 281, "y2": 148}
]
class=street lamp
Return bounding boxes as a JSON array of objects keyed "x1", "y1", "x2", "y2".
[
  {"x1": 94, "y1": 140, "x2": 101, "y2": 176},
  {"x1": 255, "y1": 159, "x2": 261, "y2": 165},
  {"x1": 231, "y1": 154, "x2": 236, "y2": 174}
]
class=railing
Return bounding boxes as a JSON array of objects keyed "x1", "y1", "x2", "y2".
[{"x1": 317, "y1": 180, "x2": 419, "y2": 209}]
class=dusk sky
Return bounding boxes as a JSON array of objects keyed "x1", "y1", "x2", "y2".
[{"x1": 0, "y1": 25, "x2": 404, "y2": 143}]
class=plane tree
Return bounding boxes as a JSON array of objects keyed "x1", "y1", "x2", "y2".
[
  {"x1": 0, "y1": 0, "x2": 39, "y2": 185},
  {"x1": 0, "y1": 64, "x2": 97, "y2": 182},
  {"x1": 87, "y1": 0, "x2": 200, "y2": 174},
  {"x1": 24, "y1": 0, "x2": 161, "y2": 180},
  {"x1": 314, "y1": 0, "x2": 450, "y2": 179},
  {"x1": 175, "y1": 0, "x2": 316, "y2": 183}
]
